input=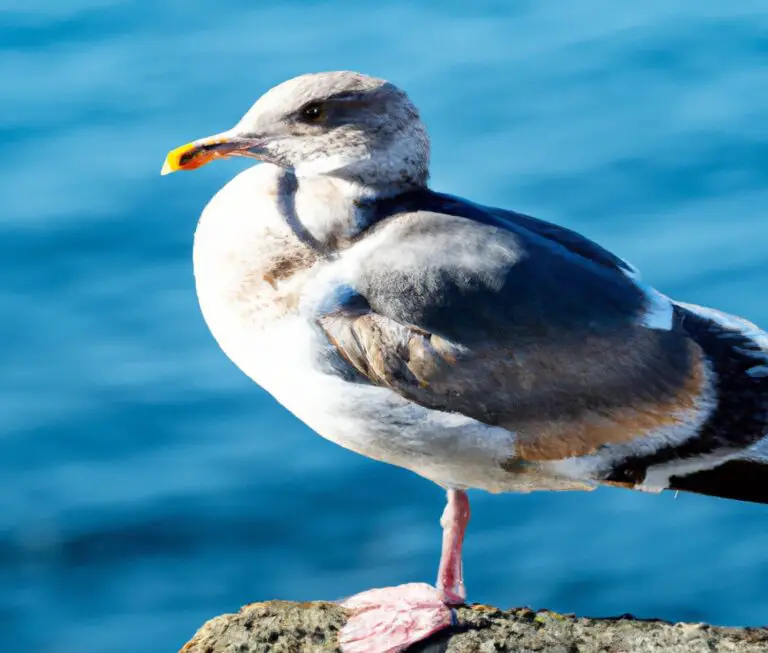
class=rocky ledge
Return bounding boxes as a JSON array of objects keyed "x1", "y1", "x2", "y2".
[{"x1": 179, "y1": 599, "x2": 768, "y2": 652}]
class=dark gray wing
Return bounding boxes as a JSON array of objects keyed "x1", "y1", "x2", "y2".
[
  {"x1": 373, "y1": 189, "x2": 639, "y2": 278},
  {"x1": 318, "y1": 209, "x2": 703, "y2": 461}
]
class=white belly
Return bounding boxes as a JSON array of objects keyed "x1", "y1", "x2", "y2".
[{"x1": 201, "y1": 307, "x2": 523, "y2": 490}]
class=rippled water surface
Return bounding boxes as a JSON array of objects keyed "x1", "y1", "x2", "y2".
[{"x1": 4, "y1": 2, "x2": 768, "y2": 651}]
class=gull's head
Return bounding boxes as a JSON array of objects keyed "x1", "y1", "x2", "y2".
[{"x1": 162, "y1": 71, "x2": 430, "y2": 191}]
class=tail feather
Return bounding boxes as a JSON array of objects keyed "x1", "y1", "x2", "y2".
[{"x1": 669, "y1": 459, "x2": 768, "y2": 505}]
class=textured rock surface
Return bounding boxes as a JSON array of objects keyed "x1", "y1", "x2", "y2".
[{"x1": 180, "y1": 600, "x2": 768, "y2": 652}]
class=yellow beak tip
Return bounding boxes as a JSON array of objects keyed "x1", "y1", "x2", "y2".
[
  {"x1": 161, "y1": 141, "x2": 196, "y2": 176},
  {"x1": 160, "y1": 137, "x2": 233, "y2": 176},
  {"x1": 160, "y1": 160, "x2": 174, "y2": 176}
]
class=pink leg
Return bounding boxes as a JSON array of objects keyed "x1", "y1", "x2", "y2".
[
  {"x1": 437, "y1": 489, "x2": 470, "y2": 605},
  {"x1": 339, "y1": 489, "x2": 470, "y2": 653}
]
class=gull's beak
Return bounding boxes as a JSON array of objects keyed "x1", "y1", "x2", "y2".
[{"x1": 161, "y1": 131, "x2": 263, "y2": 175}]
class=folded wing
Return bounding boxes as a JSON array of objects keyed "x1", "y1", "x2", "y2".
[{"x1": 318, "y1": 203, "x2": 710, "y2": 464}]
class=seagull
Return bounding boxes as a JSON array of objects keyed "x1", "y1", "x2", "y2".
[{"x1": 162, "y1": 71, "x2": 768, "y2": 653}]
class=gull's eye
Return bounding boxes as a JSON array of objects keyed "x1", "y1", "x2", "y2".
[{"x1": 300, "y1": 103, "x2": 325, "y2": 122}]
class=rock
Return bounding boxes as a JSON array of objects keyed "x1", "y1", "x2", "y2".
[{"x1": 180, "y1": 600, "x2": 768, "y2": 653}]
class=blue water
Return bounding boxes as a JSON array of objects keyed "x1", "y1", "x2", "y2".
[{"x1": 4, "y1": 2, "x2": 768, "y2": 651}]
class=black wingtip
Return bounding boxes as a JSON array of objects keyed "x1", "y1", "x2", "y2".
[{"x1": 669, "y1": 459, "x2": 768, "y2": 505}]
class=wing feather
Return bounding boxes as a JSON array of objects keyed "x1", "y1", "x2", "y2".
[{"x1": 316, "y1": 208, "x2": 703, "y2": 461}]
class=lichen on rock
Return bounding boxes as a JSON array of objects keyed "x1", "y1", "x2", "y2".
[{"x1": 180, "y1": 600, "x2": 768, "y2": 653}]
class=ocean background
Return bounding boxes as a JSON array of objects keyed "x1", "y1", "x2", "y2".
[{"x1": 4, "y1": 1, "x2": 768, "y2": 651}]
